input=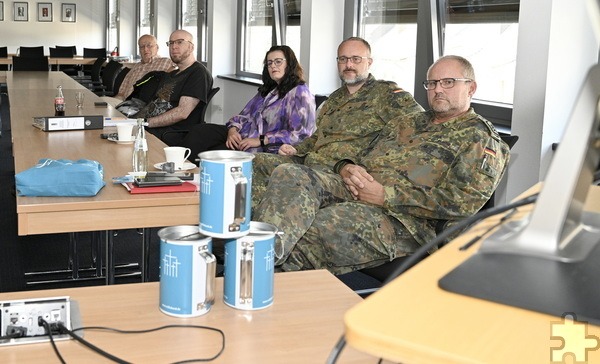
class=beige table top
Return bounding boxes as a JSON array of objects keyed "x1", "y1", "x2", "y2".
[
  {"x1": 0, "y1": 57, "x2": 96, "y2": 65},
  {"x1": 344, "y1": 185, "x2": 600, "y2": 363},
  {"x1": 0, "y1": 270, "x2": 374, "y2": 363},
  {"x1": 7, "y1": 72, "x2": 199, "y2": 236}
]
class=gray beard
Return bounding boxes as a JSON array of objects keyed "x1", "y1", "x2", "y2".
[{"x1": 340, "y1": 74, "x2": 368, "y2": 86}]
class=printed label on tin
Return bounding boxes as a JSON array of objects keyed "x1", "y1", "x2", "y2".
[
  {"x1": 160, "y1": 242, "x2": 208, "y2": 316},
  {"x1": 200, "y1": 159, "x2": 252, "y2": 237}
]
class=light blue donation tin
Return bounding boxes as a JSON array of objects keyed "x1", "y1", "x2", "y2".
[
  {"x1": 198, "y1": 150, "x2": 254, "y2": 238},
  {"x1": 223, "y1": 222, "x2": 277, "y2": 310},
  {"x1": 159, "y1": 226, "x2": 216, "y2": 317}
]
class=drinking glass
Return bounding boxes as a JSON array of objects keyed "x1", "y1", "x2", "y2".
[{"x1": 75, "y1": 91, "x2": 85, "y2": 108}]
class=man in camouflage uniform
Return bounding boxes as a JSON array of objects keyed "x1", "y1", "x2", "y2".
[
  {"x1": 253, "y1": 55, "x2": 510, "y2": 274},
  {"x1": 251, "y1": 37, "x2": 423, "y2": 207}
]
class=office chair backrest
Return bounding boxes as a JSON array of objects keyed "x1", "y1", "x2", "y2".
[
  {"x1": 49, "y1": 47, "x2": 75, "y2": 58},
  {"x1": 55, "y1": 45, "x2": 77, "y2": 56},
  {"x1": 12, "y1": 56, "x2": 49, "y2": 71},
  {"x1": 0, "y1": 47, "x2": 7, "y2": 71},
  {"x1": 83, "y1": 48, "x2": 107, "y2": 58},
  {"x1": 100, "y1": 60, "x2": 123, "y2": 94},
  {"x1": 200, "y1": 87, "x2": 220, "y2": 123},
  {"x1": 88, "y1": 57, "x2": 107, "y2": 82},
  {"x1": 18, "y1": 46, "x2": 45, "y2": 58},
  {"x1": 112, "y1": 67, "x2": 130, "y2": 96}
]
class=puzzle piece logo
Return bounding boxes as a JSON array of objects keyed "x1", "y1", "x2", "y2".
[{"x1": 551, "y1": 313, "x2": 600, "y2": 363}]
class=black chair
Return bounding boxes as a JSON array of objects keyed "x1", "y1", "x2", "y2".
[
  {"x1": 49, "y1": 47, "x2": 79, "y2": 75},
  {"x1": 12, "y1": 56, "x2": 49, "y2": 71},
  {"x1": 337, "y1": 133, "x2": 520, "y2": 296},
  {"x1": 72, "y1": 57, "x2": 106, "y2": 86},
  {"x1": 18, "y1": 46, "x2": 45, "y2": 58},
  {"x1": 160, "y1": 87, "x2": 221, "y2": 143},
  {"x1": 91, "y1": 60, "x2": 123, "y2": 96},
  {"x1": 81, "y1": 48, "x2": 107, "y2": 76},
  {"x1": 110, "y1": 67, "x2": 131, "y2": 97},
  {"x1": 55, "y1": 45, "x2": 77, "y2": 56},
  {"x1": 0, "y1": 46, "x2": 8, "y2": 72}
]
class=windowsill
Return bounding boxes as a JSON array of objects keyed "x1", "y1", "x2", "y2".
[{"x1": 217, "y1": 74, "x2": 262, "y2": 86}]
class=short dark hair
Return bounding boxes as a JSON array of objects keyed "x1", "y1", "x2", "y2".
[
  {"x1": 338, "y1": 37, "x2": 372, "y2": 55},
  {"x1": 259, "y1": 45, "x2": 305, "y2": 98}
]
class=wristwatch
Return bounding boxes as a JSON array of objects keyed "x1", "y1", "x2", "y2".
[{"x1": 259, "y1": 135, "x2": 265, "y2": 147}]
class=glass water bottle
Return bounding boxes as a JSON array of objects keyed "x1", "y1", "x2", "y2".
[{"x1": 132, "y1": 118, "x2": 148, "y2": 173}]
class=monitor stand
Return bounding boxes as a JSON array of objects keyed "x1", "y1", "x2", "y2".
[
  {"x1": 438, "y1": 213, "x2": 600, "y2": 325},
  {"x1": 439, "y1": 63, "x2": 600, "y2": 324}
]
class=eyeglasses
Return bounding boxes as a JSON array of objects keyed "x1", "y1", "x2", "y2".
[
  {"x1": 336, "y1": 56, "x2": 370, "y2": 64},
  {"x1": 166, "y1": 39, "x2": 193, "y2": 47},
  {"x1": 138, "y1": 44, "x2": 156, "y2": 49},
  {"x1": 266, "y1": 58, "x2": 286, "y2": 67},
  {"x1": 422, "y1": 78, "x2": 472, "y2": 90}
]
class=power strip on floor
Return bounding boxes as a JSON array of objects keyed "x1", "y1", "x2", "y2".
[{"x1": 0, "y1": 296, "x2": 74, "y2": 346}]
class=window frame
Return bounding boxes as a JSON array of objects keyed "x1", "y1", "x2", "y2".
[
  {"x1": 235, "y1": 0, "x2": 291, "y2": 79},
  {"x1": 346, "y1": 0, "x2": 516, "y2": 129}
]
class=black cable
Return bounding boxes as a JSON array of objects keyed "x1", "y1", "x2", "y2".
[
  {"x1": 381, "y1": 193, "x2": 538, "y2": 286},
  {"x1": 68, "y1": 324, "x2": 226, "y2": 363},
  {"x1": 57, "y1": 323, "x2": 130, "y2": 363},
  {"x1": 325, "y1": 193, "x2": 539, "y2": 364},
  {"x1": 39, "y1": 319, "x2": 67, "y2": 364}
]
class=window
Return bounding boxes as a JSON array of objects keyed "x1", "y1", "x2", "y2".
[
  {"x1": 179, "y1": 0, "x2": 208, "y2": 63},
  {"x1": 359, "y1": 0, "x2": 418, "y2": 94},
  {"x1": 238, "y1": 0, "x2": 302, "y2": 77},
  {"x1": 107, "y1": 0, "x2": 120, "y2": 53},
  {"x1": 138, "y1": 0, "x2": 155, "y2": 39},
  {"x1": 444, "y1": 0, "x2": 519, "y2": 104},
  {"x1": 355, "y1": 0, "x2": 519, "y2": 125}
]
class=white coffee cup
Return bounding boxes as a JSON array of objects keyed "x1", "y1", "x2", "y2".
[
  {"x1": 164, "y1": 146, "x2": 192, "y2": 170},
  {"x1": 116, "y1": 123, "x2": 134, "y2": 142}
]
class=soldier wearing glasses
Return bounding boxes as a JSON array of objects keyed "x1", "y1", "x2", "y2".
[
  {"x1": 139, "y1": 29, "x2": 213, "y2": 144},
  {"x1": 251, "y1": 36, "x2": 423, "y2": 208},
  {"x1": 253, "y1": 55, "x2": 510, "y2": 275}
]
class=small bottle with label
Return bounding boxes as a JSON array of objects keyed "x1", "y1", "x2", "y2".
[
  {"x1": 132, "y1": 118, "x2": 148, "y2": 173},
  {"x1": 54, "y1": 86, "x2": 65, "y2": 116}
]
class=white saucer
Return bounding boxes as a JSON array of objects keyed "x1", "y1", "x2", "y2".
[
  {"x1": 154, "y1": 162, "x2": 196, "y2": 171},
  {"x1": 108, "y1": 136, "x2": 134, "y2": 145}
]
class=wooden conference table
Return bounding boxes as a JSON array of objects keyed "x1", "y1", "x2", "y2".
[
  {"x1": 0, "y1": 57, "x2": 97, "y2": 71},
  {"x1": 6, "y1": 71, "x2": 199, "y2": 283},
  {"x1": 344, "y1": 185, "x2": 600, "y2": 363},
  {"x1": 0, "y1": 270, "x2": 376, "y2": 363},
  {"x1": 7, "y1": 71, "x2": 199, "y2": 236}
]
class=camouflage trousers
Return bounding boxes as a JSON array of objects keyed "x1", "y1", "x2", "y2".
[
  {"x1": 251, "y1": 152, "x2": 305, "y2": 209},
  {"x1": 253, "y1": 163, "x2": 420, "y2": 275}
]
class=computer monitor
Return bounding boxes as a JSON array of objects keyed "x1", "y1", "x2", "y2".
[{"x1": 439, "y1": 62, "x2": 600, "y2": 323}]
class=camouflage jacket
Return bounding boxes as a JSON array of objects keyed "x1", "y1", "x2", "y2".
[
  {"x1": 358, "y1": 108, "x2": 510, "y2": 246},
  {"x1": 295, "y1": 74, "x2": 423, "y2": 168}
]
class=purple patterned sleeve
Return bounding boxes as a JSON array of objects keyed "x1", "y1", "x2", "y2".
[
  {"x1": 224, "y1": 84, "x2": 316, "y2": 153},
  {"x1": 264, "y1": 84, "x2": 316, "y2": 145}
]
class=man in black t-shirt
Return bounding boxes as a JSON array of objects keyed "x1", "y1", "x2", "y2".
[{"x1": 140, "y1": 29, "x2": 213, "y2": 142}]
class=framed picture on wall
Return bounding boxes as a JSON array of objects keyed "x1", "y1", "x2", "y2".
[
  {"x1": 14, "y1": 2, "x2": 28, "y2": 22},
  {"x1": 37, "y1": 3, "x2": 52, "y2": 22},
  {"x1": 0, "y1": 2, "x2": 4, "y2": 22},
  {"x1": 61, "y1": 3, "x2": 75, "y2": 22}
]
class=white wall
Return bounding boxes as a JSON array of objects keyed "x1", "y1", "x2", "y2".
[
  {"x1": 506, "y1": 0, "x2": 600, "y2": 201},
  {"x1": 0, "y1": 0, "x2": 106, "y2": 55}
]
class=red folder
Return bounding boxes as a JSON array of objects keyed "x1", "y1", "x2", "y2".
[{"x1": 122, "y1": 182, "x2": 198, "y2": 194}]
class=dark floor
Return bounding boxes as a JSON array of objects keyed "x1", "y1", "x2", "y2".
[{"x1": 0, "y1": 91, "x2": 163, "y2": 293}]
